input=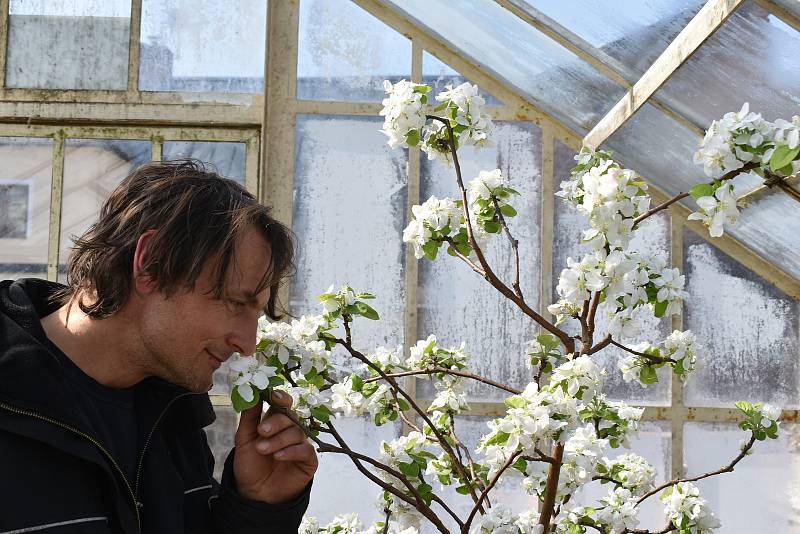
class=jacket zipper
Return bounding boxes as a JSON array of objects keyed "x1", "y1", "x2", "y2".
[
  {"x1": 0, "y1": 400, "x2": 142, "y2": 533},
  {"x1": 132, "y1": 392, "x2": 195, "y2": 505}
]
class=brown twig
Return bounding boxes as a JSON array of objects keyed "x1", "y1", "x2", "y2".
[
  {"x1": 633, "y1": 162, "x2": 759, "y2": 226},
  {"x1": 364, "y1": 367, "x2": 522, "y2": 395},
  {"x1": 538, "y1": 443, "x2": 565, "y2": 531},
  {"x1": 492, "y1": 197, "x2": 524, "y2": 301},
  {"x1": 609, "y1": 338, "x2": 676, "y2": 365},
  {"x1": 336, "y1": 335, "x2": 486, "y2": 514},
  {"x1": 463, "y1": 450, "x2": 522, "y2": 533},
  {"x1": 635, "y1": 434, "x2": 757, "y2": 506},
  {"x1": 427, "y1": 114, "x2": 575, "y2": 354}
]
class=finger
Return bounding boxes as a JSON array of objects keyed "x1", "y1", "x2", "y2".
[
  {"x1": 267, "y1": 389, "x2": 293, "y2": 410},
  {"x1": 236, "y1": 402, "x2": 265, "y2": 444},
  {"x1": 273, "y1": 441, "x2": 318, "y2": 467},
  {"x1": 256, "y1": 413, "x2": 296, "y2": 439},
  {"x1": 255, "y1": 426, "x2": 306, "y2": 455}
]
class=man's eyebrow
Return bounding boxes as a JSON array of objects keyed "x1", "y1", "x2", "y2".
[{"x1": 227, "y1": 290, "x2": 260, "y2": 304}]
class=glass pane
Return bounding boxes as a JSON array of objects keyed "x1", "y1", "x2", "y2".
[
  {"x1": 297, "y1": 0, "x2": 410, "y2": 102},
  {"x1": 0, "y1": 137, "x2": 53, "y2": 281},
  {"x1": 6, "y1": 0, "x2": 130, "y2": 89},
  {"x1": 607, "y1": 103, "x2": 800, "y2": 281},
  {"x1": 683, "y1": 230, "x2": 800, "y2": 409},
  {"x1": 139, "y1": 0, "x2": 266, "y2": 93},
  {"x1": 291, "y1": 115, "x2": 407, "y2": 371},
  {"x1": 513, "y1": 0, "x2": 705, "y2": 76},
  {"x1": 306, "y1": 418, "x2": 401, "y2": 525},
  {"x1": 162, "y1": 141, "x2": 245, "y2": 184},
  {"x1": 381, "y1": 0, "x2": 626, "y2": 133},
  {"x1": 552, "y1": 140, "x2": 671, "y2": 405},
  {"x1": 59, "y1": 139, "x2": 151, "y2": 280},
  {"x1": 657, "y1": 2, "x2": 800, "y2": 130},
  {"x1": 205, "y1": 405, "x2": 237, "y2": 480},
  {"x1": 417, "y1": 122, "x2": 541, "y2": 401},
  {"x1": 422, "y1": 51, "x2": 502, "y2": 107},
  {"x1": 684, "y1": 422, "x2": 800, "y2": 532},
  {"x1": 571, "y1": 421, "x2": 671, "y2": 530}
]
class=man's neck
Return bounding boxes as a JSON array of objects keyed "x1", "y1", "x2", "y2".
[{"x1": 41, "y1": 300, "x2": 148, "y2": 389}]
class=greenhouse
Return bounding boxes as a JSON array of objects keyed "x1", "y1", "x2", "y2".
[{"x1": 0, "y1": 0, "x2": 799, "y2": 533}]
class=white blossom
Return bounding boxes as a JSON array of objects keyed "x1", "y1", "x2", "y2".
[
  {"x1": 596, "y1": 487, "x2": 639, "y2": 533},
  {"x1": 434, "y1": 82, "x2": 494, "y2": 148},
  {"x1": 774, "y1": 115, "x2": 800, "y2": 150},
  {"x1": 661, "y1": 482, "x2": 721, "y2": 533},
  {"x1": 688, "y1": 184, "x2": 740, "y2": 238},
  {"x1": 467, "y1": 169, "x2": 503, "y2": 204},
  {"x1": 380, "y1": 80, "x2": 427, "y2": 149},
  {"x1": 228, "y1": 354, "x2": 277, "y2": 403},
  {"x1": 602, "y1": 453, "x2": 656, "y2": 496}
]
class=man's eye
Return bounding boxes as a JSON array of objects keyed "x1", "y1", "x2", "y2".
[{"x1": 228, "y1": 299, "x2": 246, "y2": 309}]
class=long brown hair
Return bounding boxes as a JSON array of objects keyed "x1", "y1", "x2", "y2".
[{"x1": 55, "y1": 159, "x2": 295, "y2": 319}]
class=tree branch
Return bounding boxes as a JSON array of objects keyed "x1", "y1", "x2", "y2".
[
  {"x1": 364, "y1": 367, "x2": 522, "y2": 395},
  {"x1": 538, "y1": 443, "x2": 565, "y2": 531},
  {"x1": 492, "y1": 197, "x2": 524, "y2": 301},
  {"x1": 635, "y1": 434, "x2": 757, "y2": 506},
  {"x1": 463, "y1": 450, "x2": 522, "y2": 533}
]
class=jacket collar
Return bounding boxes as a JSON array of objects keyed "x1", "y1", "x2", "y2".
[{"x1": 0, "y1": 278, "x2": 215, "y2": 433}]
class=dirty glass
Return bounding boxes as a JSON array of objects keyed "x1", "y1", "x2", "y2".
[
  {"x1": 552, "y1": 140, "x2": 671, "y2": 405},
  {"x1": 139, "y1": 0, "x2": 266, "y2": 93},
  {"x1": 0, "y1": 137, "x2": 53, "y2": 281},
  {"x1": 306, "y1": 418, "x2": 401, "y2": 524},
  {"x1": 291, "y1": 115, "x2": 407, "y2": 372},
  {"x1": 684, "y1": 423, "x2": 800, "y2": 532},
  {"x1": 6, "y1": 0, "x2": 130, "y2": 89},
  {"x1": 422, "y1": 51, "x2": 502, "y2": 107},
  {"x1": 512, "y1": 0, "x2": 705, "y2": 76},
  {"x1": 657, "y1": 2, "x2": 800, "y2": 128},
  {"x1": 607, "y1": 103, "x2": 800, "y2": 281},
  {"x1": 417, "y1": 121, "x2": 541, "y2": 401},
  {"x1": 381, "y1": 0, "x2": 625, "y2": 133},
  {"x1": 162, "y1": 141, "x2": 245, "y2": 184},
  {"x1": 59, "y1": 139, "x2": 151, "y2": 281},
  {"x1": 297, "y1": 0, "x2": 410, "y2": 102},
  {"x1": 683, "y1": 230, "x2": 800, "y2": 409},
  {"x1": 205, "y1": 405, "x2": 237, "y2": 480}
]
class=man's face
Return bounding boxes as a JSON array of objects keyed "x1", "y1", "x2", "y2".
[{"x1": 137, "y1": 225, "x2": 272, "y2": 392}]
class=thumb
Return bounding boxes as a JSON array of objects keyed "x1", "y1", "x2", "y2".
[{"x1": 236, "y1": 402, "x2": 264, "y2": 444}]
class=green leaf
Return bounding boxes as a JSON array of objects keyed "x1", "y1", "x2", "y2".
[
  {"x1": 455, "y1": 485, "x2": 471, "y2": 495},
  {"x1": 231, "y1": 385, "x2": 260, "y2": 412},
  {"x1": 504, "y1": 396, "x2": 527, "y2": 409},
  {"x1": 397, "y1": 398, "x2": 410, "y2": 411},
  {"x1": 412, "y1": 85, "x2": 432, "y2": 94},
  {"x1": 639, "y1": 365, "x2": 658, "y2": 385},
  {"x1": 268, "y1": 375, "x2": 285, "y2": 388},
  {"x1": 689, "y1": 183, "x2": 715, "y2": 200},
  {"x1": 653, "y1": 299, "x2": 668, "y2": 318},
  {"x1": 405, "y1": 129, "x2": 420, "y2": 147},
  {"x1": 511, "y1": 457, "x2": 528, "y2": 473},
  {"x1": 351, "y1": 374, "x2": 364, "y2": 392},
  {"x1": 770, "y1": 144, "x2": 800, "y2": 172},
  {"x1": 422, "y1": 240, "x2": 439, "y2": 261},
  {"x1": 499, "y1": 204, "x2": 517, "y2": 217},
  {"x1": 455, "y1": 243, "x2": 472, "y2": 256},
  {"x1": 355, "y1": 301, "x2": 380, "y2": 320},
  {"x1": 362, "y1": 382, "x2": 379, "y2": 397},
  {"x1": 311, "y1": 406, "x2": 331, "y2": 423},
  {"x1": 399, "y1": 461, "x2": 420, "y2": 477},
  {"x1": 483, "y1": 221, "x2": 501, "y2": 234}
]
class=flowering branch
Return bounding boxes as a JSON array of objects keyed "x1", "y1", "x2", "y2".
[
  {"x1": 492, "y1": 196, "x2": 524, "y2": 300},
  {"x1": 363, "y1": 368, "x2": 522, "y2": 395},
  {"x1": 463, "y1": 450, "x2": 522, "y2": 533}
]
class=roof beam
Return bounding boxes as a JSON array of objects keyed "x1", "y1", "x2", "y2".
[
  {"x1": 493, "y1": 0, "x2": 706, "y2": 137},
  {"x1": 754, "y1": 0, "x2": 800, "y2": 33},
  {"x1": 353, "y1": 0, "x2": 583, "y2": 146},
  {"x1": 584, "y1": 0, "x2": 745, "y2": 149}
]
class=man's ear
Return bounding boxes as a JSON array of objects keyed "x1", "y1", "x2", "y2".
[{"x1": 133, "y1": 230, "x2": 158, "y2": 295}]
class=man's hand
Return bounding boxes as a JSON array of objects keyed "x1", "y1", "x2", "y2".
[{"x1": 233, "y1": 390, "x2": 318, "y2": 504}]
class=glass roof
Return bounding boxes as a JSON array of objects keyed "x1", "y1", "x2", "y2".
[
  {"x1": 382, "y1": 0, "x2": 626, "y2": 133},
  {"x1": 383, "y1": 0, "x2": 800, "y2": 283},
  {"x1": 508, "y1": 0, "x2": 706, "y2": 76}
]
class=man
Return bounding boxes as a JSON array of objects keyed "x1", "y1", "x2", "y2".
[{"x1": 0, "y1": 160, "x2": 317, "y2": 533}]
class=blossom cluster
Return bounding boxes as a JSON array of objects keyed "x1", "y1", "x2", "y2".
[
  {"x1": 469, "y1": 506, "x2": 542, "y2": 534},
  {"x1": 618, "y1": 329, "x2": 698, "y2": 386},
  {"x1": 300, "y1": 514, "x2": 419, "y2": 534},
  {"x1": 661, "y1": 482, "x2": 721, "y2": 533},
  {"x1": 690, "y1": 104, "x2": 800, "y2": 238},
  {"x1": 381, "y1": 80, "x2": 493, "y2": 163}
]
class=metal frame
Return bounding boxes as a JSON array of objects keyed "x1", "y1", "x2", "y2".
[{"x1": 0, "y1": 0, "x2": 797, "y2": 477}]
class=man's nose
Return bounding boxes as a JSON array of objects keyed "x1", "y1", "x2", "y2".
[{"x1": 226, "y1": 315, "x2": 259, "y2": 356}]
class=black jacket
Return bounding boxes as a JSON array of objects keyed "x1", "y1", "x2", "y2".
[{"x1": 0, "y1": 279, "x2": 310, "y2": 533}]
